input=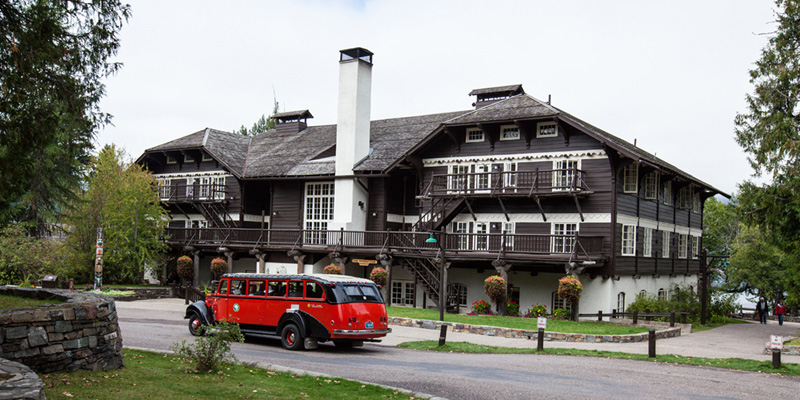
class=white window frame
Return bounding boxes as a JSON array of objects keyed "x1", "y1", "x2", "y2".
[
  {"x1": 623, "y1": 164, "x2": 638, "y2": 193},
  {"x1": 553, "y1": 159, "x2": 579, "y2": 191},
  {"x1": 187, "y1": 220, "x2": 208, "y2": 229},
  {"x1": 448, "y1": 283, "x2": 468, "y2": 307},
  {"x1": 642, "y1": 227, "x2": 653, "y2": 257},
  {"x1": 551, "y1": 291, "x2": 572, "y2": 313},
  {"x1": 502, "y1": 222, "x2": 515, "y2": 250},
  {"x1": 166, "y1": 156, "x2": 177, "y2": 164},
  {"x1": 303, "y1": 182, "x2": 335, "y2": 245},
  {"x1": 202, "y1": 153, "x2": 213, "y2": 162},
  {"x1": 678, "y1": 187, "x2": 692, "y2": 209},
  {"x1": 504, "y1": 162, "x2": 518, "y2": 191},
  {"x1": 474, "y1": 222, "x2": 488, "y2": 251},
  {"x1": 662, "y1": 181, "x2": 672, "y2": 205},
  {"x1": 692, "y1": 193, "x2": 701, "y2": 213},
  {"x1": 500, "y1": 125, "x2": 520, "y2": 141},
  {"x1": 691, "y1": 236, "x2": 700, "y2": 260},
  {"x1": 621, "y1": 225, "x2": 636, "y2": 256},
  {"x1": 678, "y1": 234, "x2": 688, "y2": 259},
  {"x1": 212, "y1": 176, "x2": 226, "y2": 200},
  {"x1": 644, "y1": 172, "x2": 659, "y2": 200},
  {"x1": 453, "y1": 222, "x2": 469, "y2": 250},
  {"x1": 391, "y1": 281, "x2": 415, "y2": 306},
  {"x1": 617, "y1": 292, "x2": 626, "y2": 313},
  {"x1": 662, "y1": 231, "x2": 671, "y2": 258},
  {"x1": 552, "y1": 223, "x2": 577, "y2": 253},
  {"x1": 658, "y1": 288, "x2": 668, "y2": 301},
  {"x1": 536, "y1": 122, "x2": 558, "y2": 138},
  {"x1": 472, "y1": 164, "x2": 491, "y2": 191},
  {"x1": 448, "y1": 165, "x2": 470, "y2": 193},
  {"x1": 157, "y1": 179, "x2": 171, "y2": 199},
  {"x1": 466, "y1": 128, "x2": 484, "y2": 143},
  {"x1": 184, "y1": 154, "x2": 195, "y2": 163}
]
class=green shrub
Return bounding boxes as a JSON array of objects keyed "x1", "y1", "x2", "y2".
[
  {"x1": 524, "y1": 303, "x2": 547, "y2": 318},
  {"x1": 470, "y1": 300, "x2": 492, "y2": 315},
  {"x1": 626, "y1": 284, "x2": 737, "y2": 324},
  {"x1": 552, "y1": 308, "x2": 571, "y2": 320},
  {"x1": 506, "y1": 300, "x2": 520, "y2": 317},
  {"x1": 171, "y1": 320, "x2": 244, "y2": 372}
]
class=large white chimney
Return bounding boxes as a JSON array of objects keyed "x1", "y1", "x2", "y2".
[{"x1": 330, "y1": 47, "x2": 373, "y2": 232}]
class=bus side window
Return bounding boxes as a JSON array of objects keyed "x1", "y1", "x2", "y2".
[
  {"x1": 305, "y1": 281, "x2": 324, "y2": 299},
  {"x1": 218, "y1": 280, "x2": 228, "y2": 295},
  {"x1": 248, "y1": 280, "x2": 265, "y2": 296},
  {"x1": 231, "y1": 280, "x2": 246, "y2": 296},
  {"x1": 288, "y1": 281, "x2": 303, "y2": 298},
  {"x1": 268, "y1": 280, "x2": 286, "y2": 297}
]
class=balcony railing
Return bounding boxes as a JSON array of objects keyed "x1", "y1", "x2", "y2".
[
  {"x1": 166, "y1": 227, "x2": 604, "y2": 260},
  {"x1": 159, "y1": 184, "x2": 227, "y2": 202},
  {"x1": 427, "y1": 168, "x2": 589, "y2": 197}
]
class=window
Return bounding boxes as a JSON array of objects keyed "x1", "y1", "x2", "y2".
[
  {"x1": 157, "y1": 179, "x2": 171, "y2": 199},
  {"x1": 305, "y1": 281, "x2": 324, "y2": 299},
  {"x1": 643, "y1": 228, "x2": 653, "y2": 257},
  {"x1": 453, "y1": 222, "x2": 469, "y2": 250},
  {"x1": 500, "y1": 125, "x2": 520, "y2": 140},
  {"x1": 449, "y1": 165, "x2": 470, "y2": 192},
  {"x1": 304, "y1": 182, "x2": 335, "y2": 244},
  {"x1": 644, "y1": 172, "x2": 659, "y2": 200},
  {"x1": 551, "y1": 291, "x2": 572, "y2": 313},
  {"x1": 504, "y1": 162, "x2": 518, "y2": 190},
  {"x1": 474, "y1": 222, "x2": 488, "y2": 251},
  {"x1": 473, "y1": 164, "x2": 490, "y2": 190},
  {"x1": 617, "y1": 292, "x2": 626, "y2": 314},
  {"x1": 502, "y1": 222, "x2": 514, "y2": 250},
  {"x1": 187, "y1": 220, "x2": 208, "y2": 229},
  {"x1": 466, "y1": 128, "x2": 484, "y2": 143},
  {"x1": 218, "y1": 280, "x2": 228, "y2": 295},
  {"x1": 391, "y1": 281, "x2": 415, "y2": 306},
  {"x1": 202, "y1": 153, "x2": 213, "y2": 162},
  {"x1": 553, "y1": 160, "x2": 578, "y2": 191},
  {"x1": 662, "y1": 181, "x2": 672, "y2": 205},
  {"x1": 248, "y1": 280, "x2": 266, "y2": 296},
  {"x1": 692, "y1": 193, "x2": 701, "y2": 213},
  {"x1": 621, "y1": 225, "x2": 636, "y2": 256},
  {"x1": 691, "y1": 236, "x2": 700, "y2": 259},
  {"x1": 166, "y1": 156, "x2": 177, "y2": 164},
  {"x1": 623, "y1": 164, "x2": 638, "y2": 193},
  {"x1": 212, "y1": 176, "x2": 226, "y2": 200},
  {"x1": 448, "y1": 283, "x2": 468, "y2": 307},
  {"x1": 184, "y1": 154, "x2": 195, "y2": 163},
  {"x1": 230, "y1": 279, "x2": 246, "y2": 296},
  {"x1": 268, "y1": 280, "x2": 287, "y2": 297},
  {"x1": 552, "y1": 223, "x2": 577, "y2": 253},
  {"x1": 288, "y1": 281, "x2": 304, "y2": 298},
  {"x1": 198, "y1": 176, "x2": 211, "y2": 198},
  {"x1": 678, "y1": 234, "x2": 688, "y2": 259},
  {"x1": 658, "y1": 288, "x2": 668, "y2": 301},
  {"x1": 537, "y1": 122, "x2": 558, "y2": 138},
  {"x1": 662, "y1": 231, "x2": 671, "y2": 258},
  {"x1": 678, "y1": 187, "x2": 691, "y2": 209}
]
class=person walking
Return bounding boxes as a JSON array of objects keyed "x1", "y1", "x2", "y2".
[
  {"x1": 756, "y1": 297, "x2": 769, "y2": 324},
  {"x1": 775, "y1": 300, "x2": 786, "y2": 326}
]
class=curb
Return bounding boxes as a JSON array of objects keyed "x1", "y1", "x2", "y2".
[{"x1": 124, "y1": 346, "x2": 446, "y2": 400}]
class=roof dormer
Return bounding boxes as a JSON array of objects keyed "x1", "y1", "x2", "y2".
[{"x1": 469, "y1": 84, "x2": 525, "y2": 109}]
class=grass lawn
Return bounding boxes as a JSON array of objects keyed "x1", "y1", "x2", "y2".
[
  {"x1": 398, "y1": 341, "x2": 800, "y2": 377},
  {"x1": 42, "y1": 349, "x2": 414, "y2": 400},
  {"x1": 691, "y1": 317, "x2": 750, "y2": 332},
  {"x1": 0, "y1": 294, "x2": 63, "y2": 309},
  {"x1": 388, "y1": 306, "x2": 649, "y2": 335}
]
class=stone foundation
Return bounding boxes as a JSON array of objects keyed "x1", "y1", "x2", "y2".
[
  {"x1": 389, "y1": 317, "x2": 682, "y2": 343},
  {"x1": 0, "y1": 358, "x2": 45, "y2": 400},
  {"x1": 0, "y1": 286, "x2": 124, "y2": 373}
]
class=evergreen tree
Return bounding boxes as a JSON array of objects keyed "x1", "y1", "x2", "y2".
[
  {"x1": 235, "y1": 99, "x2": 280, "y2": 136},
  {"x1": 0, "y1": 0, "x2": 130, "y2": 234}
]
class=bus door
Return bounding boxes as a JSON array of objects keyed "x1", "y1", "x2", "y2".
[
  {"x1": 264, "y1": 279, "x2": 287, "y2": 327},
  {"x1": 209, "y1": 279, "x2": 228, "y2": 322},
  {"x1": 226, "y1": 279, "x2": 248, "y2": 323}
]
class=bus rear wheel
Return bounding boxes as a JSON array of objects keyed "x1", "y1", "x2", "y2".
[{"x1": 280, "y1": 324, "x2": 304, "y2": 350}]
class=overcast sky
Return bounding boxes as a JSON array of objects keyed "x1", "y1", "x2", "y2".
[{"x1": 97, "y1": 0, "x2": 777, "y2": 196}]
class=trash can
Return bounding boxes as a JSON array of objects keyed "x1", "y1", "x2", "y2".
[{"x1": 42, "y1": 275, "x2": 58, "y2": 288}]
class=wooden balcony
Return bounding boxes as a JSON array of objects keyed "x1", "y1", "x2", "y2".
[
  {"x1": 158, "y1": 184, "x2": 227, "y2": 203},
  {"x1": 426, "y1": 168, "x2": 591, "y2": 198},
  {"x1": 165, "y1": 227, "x2": 605, "y2": 265}
]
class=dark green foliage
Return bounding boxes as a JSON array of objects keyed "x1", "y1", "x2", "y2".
[
  {"x1": 734, "y1": 0, "x2": 800, "y2": 306},
  {"x1": 627, "y1": 284, "x2": 737, "y2": 324},
  {"x1": 0, "y1": 0, "x2": 130, "y2": 233},
  {"x1": 234, "y1": 100, "x2": 280, "y2": 136},
  {"x1": 171, "y1": 321, "x2": 244, "y2": 372},
  {"x1": 0, "y1": 225, "x2": 62, "y2": 284}
]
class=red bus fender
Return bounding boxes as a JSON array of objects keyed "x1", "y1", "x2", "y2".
[
  {"x1": 185, "y1": 300, "x2": 215, "y2": 327},
  {"x1": 277, "y1": 310, "x2": 330, "y2": 341}
]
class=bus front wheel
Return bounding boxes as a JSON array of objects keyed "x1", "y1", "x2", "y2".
[{"x1": 280, "y1": 324, "x2": 304, "y2": 350}]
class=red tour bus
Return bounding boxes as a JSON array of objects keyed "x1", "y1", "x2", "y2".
[{"x1": 184, "y1": 273, "x2": 391, "y2": 350}]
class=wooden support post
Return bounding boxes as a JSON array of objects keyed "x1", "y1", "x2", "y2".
[
  {"x1": 438, "y1": 324, "x2": 448, "y2": 346},
  {"x1": 598, "y1": 310, "x2": 603, "y2": 322},
  {"x1": 645, "y1": 309, "x2": 651, "y2": 322},
  {"x1": 681, "y1": 313, "x2": 687, "y2": 324},
  {"x1": 772, "y1": 349, "x2": 781, "y2": 369},
  {"x1": 670, "y1": 312, "x2": 675, "y2": 327},
  {"x1": 537, "y1": 328, "x2": 544, "y2": 351},
  {"x1": 648, "y1": 328, "x2": 656, "y2": 358},
  {"x1": 633, "y1": 311, "x2": 638, "y2": 325}
]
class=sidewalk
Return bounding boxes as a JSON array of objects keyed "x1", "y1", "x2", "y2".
[{"x1": 116, "y1": 298, "x2": 800, "y2": 362}]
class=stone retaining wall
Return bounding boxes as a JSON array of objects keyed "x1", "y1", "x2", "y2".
[
  {"x1": 111, "y1": 287, "x2": 173, "y2": 302},
  {"x1": 0, "y1": 358, "x2": 45, "y2": 400},
  {"x1": 389, "y1": 317, "x2": 681, "y2": 343},
  {"x1": 0, "y1": 286, "x2": 124, "y2": 373}
]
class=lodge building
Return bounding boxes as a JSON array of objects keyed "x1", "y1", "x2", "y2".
[{"x1": 137, "y1": 48, "x2": 726, "y2": 315}]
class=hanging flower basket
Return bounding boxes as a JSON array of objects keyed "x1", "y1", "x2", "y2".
[
  {"x1": 210, "y1": 258, "x2": 228, "y2": 278},
  {"x1": 557, "y1": 275, "x2": 583, "y2": 303},
  {"x1": 369, "y1": 267, "x2": 387, "y2": 286},
  {"x1": 323, "y1": 264, "x2": 342, "y2": 275},
  {"x1": 483, "y1": 275, "x2": 506, "y2": 306},
  {"x1": 177, "y1": 255, "x2": 194, "y2": 282}
]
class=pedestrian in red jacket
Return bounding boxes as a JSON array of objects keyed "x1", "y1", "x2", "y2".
[{"x1": 775, "y1": 300, "x2": 786, "y2": 326}]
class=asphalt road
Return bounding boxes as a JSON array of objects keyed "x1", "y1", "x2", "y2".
[{"x1": 117, "y1": 300, "x2": 800, "y2": 400}]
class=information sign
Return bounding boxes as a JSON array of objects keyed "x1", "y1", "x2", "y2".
[{"x1": 537, "y1": 317, "x2": 547, "y2": 330}]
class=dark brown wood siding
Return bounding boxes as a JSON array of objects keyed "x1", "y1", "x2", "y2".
[
  {"x1": 270, "y1": 181, "x2": 304, "y2": 229},
  {"x1": 366, "y1": 178, "x2": 387, "y2": 231}
]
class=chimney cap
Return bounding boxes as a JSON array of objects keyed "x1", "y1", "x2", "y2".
[
  {"x1": 272, "y1": 109, "x2": 314, "y2": 122},
  {"x1": 340, "y1": 47, "x2": 373, "y2": 64}
]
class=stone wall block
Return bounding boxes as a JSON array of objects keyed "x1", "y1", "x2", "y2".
[
  {"x1": 48, "y1": 332, "x2": 63, "y2": 342},
  {"x1": 83, "y1": 305, "x2": 97, "y2": 320},
  {"x1": 27, "y1": 327, "x2": 48, "y2": 348},
  {"x1": 54, "y1": 321, "x2": 72, "y2": 333},
  {"x1": 73, "y1": 307, "x2": 87, "y2": 320},
  {"x1": 42, "y1": 344, "x2": 64, "y2": 355},
  {"x1": 62, "y1": 308, "x2": 75, "y2": 320},
  {"x1": 10, "y1": 310, "x2": 33, "y2": 324},
  {"x1": 88, "y1": 336, "x2": 97, "y2": 348},
  {"x1": 13, "y1": 348, "x2": 39, "y2": 359},
  {"x1": 5, "y1": 326, "x2": 27, "y2": 340}
]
